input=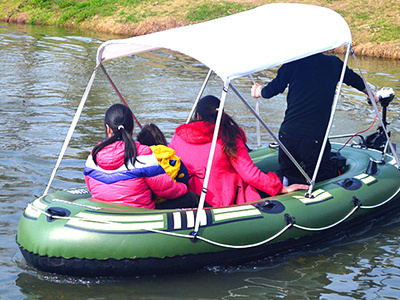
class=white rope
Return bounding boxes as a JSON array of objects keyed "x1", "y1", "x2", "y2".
[
  {"x1": 293, "y1": 205, "x2": 359, "y2": 231},
  {"x1": 358, "y1": 187, "x2": 400, "y2": 209},
  {"x1": 195, "y1": 224, "x2": 293, "y2": 249},
  {"x1": 28, "y1": 203, "x2": 294, "y2": 249}
]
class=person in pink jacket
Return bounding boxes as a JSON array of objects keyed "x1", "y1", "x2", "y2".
[
  {"x1": 84, "y1": 104, "x2": 195, "y2": 209},
  {"x1": 169, "y1": 95, "x2": 308, "y2": 207}
]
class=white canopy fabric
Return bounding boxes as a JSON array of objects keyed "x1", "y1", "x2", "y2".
[{"x1": 97, "y1": 3, "x2": 352, "y2": 83}]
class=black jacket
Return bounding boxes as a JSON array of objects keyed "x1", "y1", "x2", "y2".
[{"x1": 261, "y1": 53, "x2": 365, "y2": 140}]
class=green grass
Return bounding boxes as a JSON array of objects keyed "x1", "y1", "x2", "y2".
[{"x1": 186, "y1": 2, "x2": 255, "y2": 22}]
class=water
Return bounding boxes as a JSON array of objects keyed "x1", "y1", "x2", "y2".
[{"x1": 1, "y1": 22, "x2": 400, "y2": 299}]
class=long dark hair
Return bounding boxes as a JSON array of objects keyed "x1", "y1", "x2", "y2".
[
  {"x1": 136, "y1": 123, "x2": 167, "y2": 146},
  {"x1": 196, "y1": 95, "x2": 244, "y2": 159},
  {"x1": 92, "y1": 104, "x2": 137, "y2": 168}
]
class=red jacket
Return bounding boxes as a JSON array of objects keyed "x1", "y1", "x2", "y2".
[
  {"x1": 84, "y1": 141, "x2": 187, "y2": 208},
  {"x1": 169, "y1": 121, "x2": 283, "y2": 207}
]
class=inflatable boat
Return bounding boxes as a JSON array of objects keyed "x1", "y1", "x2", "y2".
[{"x1": 17, "y1": 3, "x2": 400, "y2": 277}]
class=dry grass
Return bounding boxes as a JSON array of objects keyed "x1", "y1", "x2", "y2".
[{"x1": 82, "y1": 0, "x2": 400, "y2": 58}]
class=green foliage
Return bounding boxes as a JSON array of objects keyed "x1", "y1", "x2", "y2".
[
  {"x1": 186, "y1": 2, "x2": 254, "y2": 22},
  {"x1": 125, "y1": 13, "x2": 140, "y2": 23},
  {"x1": 119, "y1": 0, "x2": 146, "y2": 5},
  {"x1": 23, "y1": 0, "x2": 117, "y2": 25},
  {"x1": 356, "y1": 13, "x2": 370, "y2": 21},
  {"x1": 29, "y1": 0, "x2": 53, "y2": 9},
  {"x1": 370, "y1": 21, "x2": 400, "y2": 42}
]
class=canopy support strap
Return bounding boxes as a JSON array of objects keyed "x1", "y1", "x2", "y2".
[
  {"x1": 100, "y1": 64, "x2": 142, "y2": 129},
  {"x1": 230, "y1": 83, "x2": 313, "y2": 185},
  {"x1": 43, "y1": 63, "x2": 101, "y2": 196}
]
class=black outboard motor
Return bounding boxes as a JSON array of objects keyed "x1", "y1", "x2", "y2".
[{"x1": 365, "y1": 87, "x2": 395, "y2": 152}]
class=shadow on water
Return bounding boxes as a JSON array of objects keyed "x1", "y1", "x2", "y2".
[{"x1": 1, "y1": 22, "x2": 400, "y2": 299}]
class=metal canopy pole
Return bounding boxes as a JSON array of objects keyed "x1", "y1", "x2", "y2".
[
  {"x1": 230, "y1": 83, "x2": 313, "y2": 185},
  {"x1": 100, "y1": 64, "x2": 142, "y2": 129},
  {"x1": 192, "y1": 82, "x2": 229, "y2": 237},
  {"x1": 351, "y1": 51, "x2": 400, "y2": 168},
  {"x1": 186, "y1": 69, "x2": 213, "y2": 124},
  {"x1": 43, "y1": 63, "x2": 101, "y2": 196},
  {"x1": 306, "y1": 45, "x2": 351, "y2": 196}
]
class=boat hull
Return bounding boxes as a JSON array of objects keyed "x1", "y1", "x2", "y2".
[{"x1": 17, "y1": 145, "x2": 400, "y2": 277}]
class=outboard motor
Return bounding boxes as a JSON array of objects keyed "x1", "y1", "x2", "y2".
[{"x1": 365, "y1": 87, "x2": 395, "y2": 152}]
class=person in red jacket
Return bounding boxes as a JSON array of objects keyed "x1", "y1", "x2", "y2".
[
  {"x1": 84, "y1": 104, "x2": 196, "y2": 209},
  {"x1": 169, "y1": 95, "x2": 308, "y2": 207}
]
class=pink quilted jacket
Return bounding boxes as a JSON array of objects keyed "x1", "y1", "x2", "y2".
[
  {"x1": 169, "y1": 121, "x2": 283, "y2": 207},
  {"x1": 84, "y1": 141, "x2": 187, "y2": 208}
]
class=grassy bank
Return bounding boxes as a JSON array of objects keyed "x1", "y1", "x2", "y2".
[{"x1": 1, "y1": 0, "x2": 399, "y2": 59}]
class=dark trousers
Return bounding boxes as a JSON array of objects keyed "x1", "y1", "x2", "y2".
[{"x1": 278, "y1": 131, "x2": 336, "y2": 185}]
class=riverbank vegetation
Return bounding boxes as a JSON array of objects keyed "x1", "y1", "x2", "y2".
[{"x1": 1, "y1": 0, "x2": 399, "y2": 59}]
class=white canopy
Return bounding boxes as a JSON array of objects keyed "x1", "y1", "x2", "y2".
[{"x1": 97, "y1": 3, "x2": 352, "y2": 83}]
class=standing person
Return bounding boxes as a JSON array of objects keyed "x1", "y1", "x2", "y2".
[
  {"x1": 169, "y1": 95, "x2": 308, "y2": 208},
  {"x1": 84, "y1": 104, "x2": 190, "y2": 209},
  {"x1": 251, "y1": 53, "x2": 378, "y2": 184}
]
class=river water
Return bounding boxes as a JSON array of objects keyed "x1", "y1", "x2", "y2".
[{"x1": 1, "y1": 22, "x2": 400, "y2": 299}]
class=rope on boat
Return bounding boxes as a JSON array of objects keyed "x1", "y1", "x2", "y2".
[
  {"x1": 292, "y1": 205, "x2": 359, "y2": 231},
  {"x1": 27, "y1": 190, "x2": 399, "y2": 249},
  {"x1": 28, "y1": 203, "x2": 294, "y2": 249}
]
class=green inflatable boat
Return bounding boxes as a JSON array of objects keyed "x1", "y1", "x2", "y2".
[
  {"x1": 16, "y1": 4, "x2": 400, "y2": 277},
  {"x1": 17, "y1": 145, "x2": 400, "y2": 276}
]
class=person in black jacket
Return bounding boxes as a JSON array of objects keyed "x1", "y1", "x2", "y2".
[{"x1": 251, "y1": 53, "x2": 378, "y2": 184}]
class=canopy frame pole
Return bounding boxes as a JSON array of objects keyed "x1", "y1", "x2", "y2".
[
  {"x1": 249, "y1": 75, "x2": 261, "y2": 147},
  {"x1": 255, "y1": 98, "x2": 261, "y2": 147},
  {"x1": 306, "y1": 45, "x2": 351, "y2": 196},
  {"x1": 100, "y1": 64, "x2": 142, "y2": 129},
  {"x1": 186, "y1": 69, "x2": 213, "y2": 124},
  {"x1": 43, "y1": 63, "x2": 101, "y2": 196},
  {"x1": 230, "y1": 83, "x2": 313, "y2": 185},
  {"x1": 192, "y1": 82, "x2": 229, "y2": 237},
  {"x1": 351, "y1": 51, "x2": 400, "y2": 168}
]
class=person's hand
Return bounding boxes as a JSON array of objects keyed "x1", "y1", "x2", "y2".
[
  {"x1": 363, "y1": 88, "x2": 379, "y2": 105},
  {"x1": 251, "y1": 83, "x2": 263, "y2": 98},
  {"x1": 366, "y1": 93, "x2": 379, "y2": 106},
  {"x1": 280, "y1": 184, "x2": 309, "y2": 194}
]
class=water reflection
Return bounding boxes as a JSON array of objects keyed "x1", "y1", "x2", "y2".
[{"x1": 1, "y1": 22, "x2": 400, "y2": 299}]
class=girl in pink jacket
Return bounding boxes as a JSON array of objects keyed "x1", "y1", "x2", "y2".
[
  {"x1": 169, "y1": 95, "x2": 308, "y2": 207},
  {"x1": 84, "y1": 104, "x2": 189, "y2": 209}
]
